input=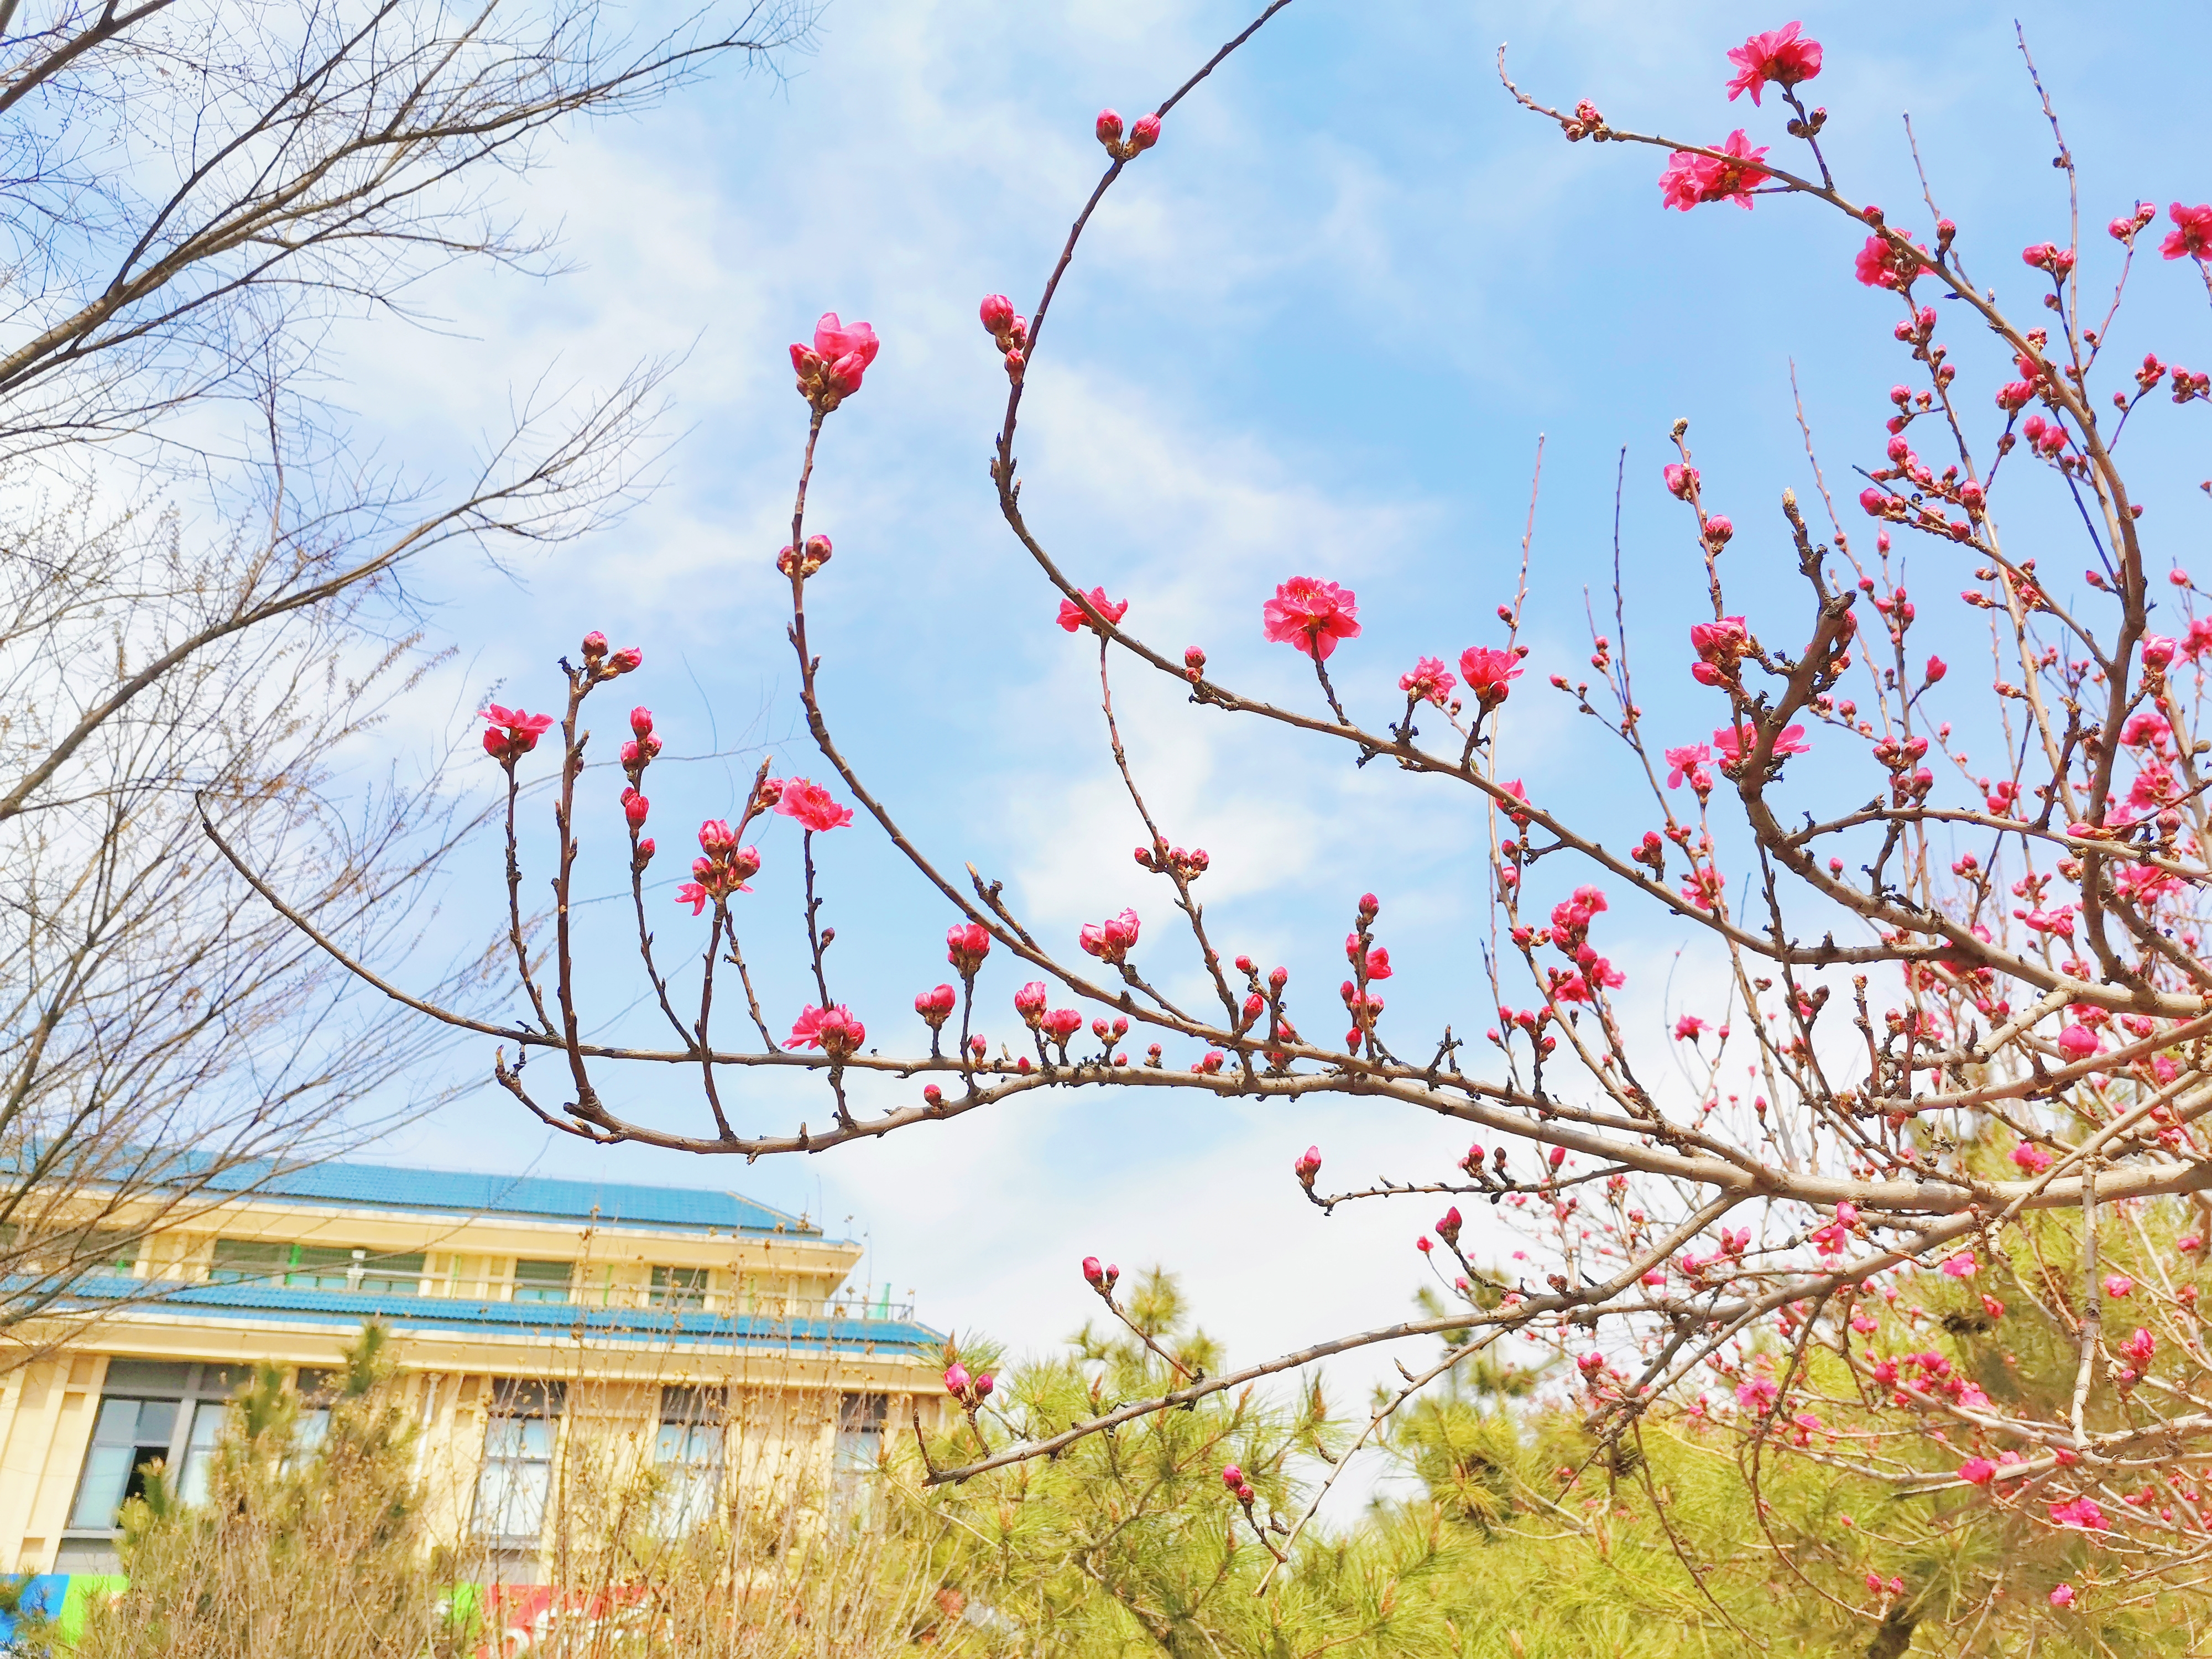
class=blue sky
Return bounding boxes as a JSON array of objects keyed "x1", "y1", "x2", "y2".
[{"x1": 300, "y1": 0, "x2": 2212, "y2": 1501}]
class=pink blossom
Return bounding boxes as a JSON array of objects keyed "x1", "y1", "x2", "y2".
[
  {"x1": 1713, "y1": 723, "x2": 1811, "y2": 764},
  {"x1": 1130, "y1": 113, "x2": 1161, "y2": 152},
  {"x1": 946, "y1": 922, "x2": 992, "y2": 976},
  {"x1": 1663, "y1": 463, "x2": 1699, "y2": 499},
  {"x1": 915, "y1": 984, "x2": 957, "y2": 1026},
  {"x1": 943, "y1": 1363, "x2": 970, "y2": 1395},
  {"x1": 1673, "y1": 1014, "x2": 1706, "y2": 1041},
  {"x1": 2056, "y1": 1024, "x2": 2100, "y2": 1061},
  {"x1": 2011, "y1": 1142, "x2": 2054, "y2": 1175},
  {"x1": 1657, "y1": 130, "x2": 1771, "y2": 212},
  {"x1": 1665, "y1": 743, "x2": 1713, "y2": 789},
  {"x1": 1262, "y1": 577, "x2": 1362, "y2": 661},
  {"x1": 808, "y1": 312, "x2": 879, "y2": 394},
  {"x1": 775, "y1": 778, "x2": 855, "y2": 833},
  {"x1": 479, "y1": 703, "x2": 555, "y2": 763},
  {"x1": 1724, "y1": 22, "x2": 1822, "y2": 106},
  {"x1": 1079, "y1": 908, "x2": 1141, "y2": 964},
  {"x1": 2120, "y1": 1327, "x2": 2156, "y2": 1365},
  {"x1": 786, "y1": 1004, "x2": 866, "y2": 1058},
  {"x1": 620, "y1": 787, "x2": 648, "y2": 830},
  {"x1": 2048, "y1": 1496, "x2": 2109, "y2": 1531},
  {"x1": 2103, "y1": 1274, "x2": 2135, "y2": 1300},
  {"x1": 1958, "y1": 1457, "x2": 1995, "y2": 1487},
  {"x1": 2050, "y1": 1584, "x2": 2075, "y2": 1609},
  {"x1": 1735, "y1": 1378, "x2": 1780, "y2": 1412},
  {"x1": 1399, "y1": 656, "x2": 1457, "y2": 707},
  {"x1": 1939, "y1": 1251, "x2": 1976, "y2": 1278},
  {"x1": 1057, "y1": 586, "x2": 1130, "y2": 634},
  {"x1": 2163, "y1": 202, "x2": 2212, "y2": 262},
  {"x1": 1459, "y1": 645, "x2": 1524, "y2": 707},
  {"x1": 1854, "y1": 233, "x2": 1924, "y2": 290},
  {"x1": 1014, "y1": 982, "x2": 1048, "y2": 1026}
]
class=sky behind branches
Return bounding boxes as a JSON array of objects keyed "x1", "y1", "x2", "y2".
[{"x1": 298, "y1": 0, "x2": 2212, "y2": 1515}]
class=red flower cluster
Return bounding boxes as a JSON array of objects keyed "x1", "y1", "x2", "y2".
[
  {"x1": 1724, "y1": 22, "x2": 1822, "y2": 106},
  {"x1": 2162, "y1": 202, "x2": 2212, "y2": 262},
  {"x1": 774, "y1": 778, "x2": 854, "y2": 833},
  {"x1": 1399, "y1": 656, "x2": 1456, "y2": 707},
  {"x1": 1853, "y1": 229, "x2": 1926, "y2": 290},
  {"x1": 786, "y1": 1003, "x2": 866, "y2": 1058},
  {"x1": 1262, "y1": 577, "x2": 1361, "y2": 661},
  {"x1": 790, "y1": 312, "x2": 879, "y2": 411},
  {"x1": 1658, "y1": 131, "x2": 1770, "y2": 212},
  {"x1": 1459, "y1": 645, "x2": 1523, "y2": 708},
  {"x1": 675, "y1": 818, "x2": 761, "y2": 916},
  {"x1": 479, "y1": 703, "x2": 554, "y2": 765},
  {"x1": 1079, "y1": 908, "x2": 1141, "y2": 965},
  {"x1": 1056, "y1": 586, "x2": 1129, "y2": 634},
  {"x1": 1094, "y1": 107, "x2": 1161, "y2": 161}
]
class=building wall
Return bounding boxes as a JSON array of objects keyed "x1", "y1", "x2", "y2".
[{"x1": 0, "y1": 1185, "x2": 942, "y2": 1578}]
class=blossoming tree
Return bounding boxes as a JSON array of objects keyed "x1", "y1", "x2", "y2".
[{"x1": 224, "y1": 7, "x2": 2212, "y2": 1627}]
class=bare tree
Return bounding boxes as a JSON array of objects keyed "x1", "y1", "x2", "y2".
[{"x1": 0, "y1": 0, "x2": 812, "y2": 1350}]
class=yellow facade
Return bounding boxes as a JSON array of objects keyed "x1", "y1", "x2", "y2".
[{"x1": 0, "y1": 1160, "x2": 941, "y2": 1578}]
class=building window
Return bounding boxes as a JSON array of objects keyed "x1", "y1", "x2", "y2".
[
  {"x1": 511, "y1": 1259, "x2": 573, "y2": 1303},
  {"x1": 835, "y1": 1393, "x2": 889, "y2": 1485},
  {"x1": 648, "y1": 1266, "x2": 707, "y2": 1312},
  {"x1": 207, "y1": 1238, "x2": 287, "y2": 1285},
  {"x1": 474, "y1": 1380, "x2": 562, "y2": 1546},
  {"x1": 653, "y1": 1387, "x2": 724, "y2": 1533},
  {"x1": 207, "y1": 1241, "x2": 424, "y2": 1296},
  {"x1": 66, "y1": 1361, "x2": 251, "y2": 1533},
  {"x1": 69, "y1": 1397, "x2": 178, "y2": 1528}
]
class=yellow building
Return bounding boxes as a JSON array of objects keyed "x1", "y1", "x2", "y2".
[{"x1": 0, "y1": 1158, "x2": 941, "y2": 1580}]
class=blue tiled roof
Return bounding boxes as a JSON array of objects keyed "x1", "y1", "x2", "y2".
[
  {"x1": 198, "y1": 1159, "x2": 817, "y2": 1237},
  {"x1": 68, "y1": 1276, "x2": 938, "y2": 1357}
]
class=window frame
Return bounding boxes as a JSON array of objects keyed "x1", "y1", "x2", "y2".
[
  {"x1": 62, "y1": 1360, "x2": 252, "y2": 1541},
  {"x1": 472, "y1": 1379, "x2": 565, "y2": 1548}
]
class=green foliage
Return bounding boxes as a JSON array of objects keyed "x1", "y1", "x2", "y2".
[
  {"x1": 74, "y1": 1321, "x2": 453, "y2": 1659},
  {"x1": 896, "y1": 1267, "x2": 2212, "y2": 1658}
]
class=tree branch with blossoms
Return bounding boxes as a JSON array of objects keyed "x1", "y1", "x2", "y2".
[{"x1": 228, "y1": 5, "x2": 2212, "y2": 1633}]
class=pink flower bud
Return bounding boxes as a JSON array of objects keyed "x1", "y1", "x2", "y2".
[
  {"x1": 943, "y1": 1363, "x2": 970, "y2": 1396},
  {"x1": 1702, "y1": 515, "x2": 1734, "y2": 545},
  {"x1": 609, "y1": 646, "x2": 643, "y2": 674},
  {"x1": 2142, "y1": 634, "x2": 2178, "y2": 669},
  {"x1": 621, "y1": 788, "x2": 649, "y2": 830},
  {"x1": 2050, "y1": 1584, "x2": 2075, "y2": 1609},
  {"x1": 1082, "y1": 1256, "x2": 1104, "y2": 1284},
  {"x1": 1220, "y1": 1464, "x2": 1243, "y2": 1489},
  {"x1": 1014, "y1": 981, "x2": 1048, "y2": 1027},
  {"x1": 974, "y1": 1373, "x2": 994, "y2": 1399},
  {"x1": 1095, "y1": 108, "x2": 1124, "y2": 147},
  {"x1": 1547, "y1": 1145, "x2": 1566, "y2": 1170},
  {"x1": 2057, "y1": 1024, "x2": 2100, "y2": 1061},
  {"x1": 979, "y1": 294, "x2": 1016, "y2": 336},
  {"x1": 630, "y1": 706, "x2": 655, "y2": 738},
  {"x1": 1130, "y1": 113, "x2": 1161, "y2": 151},
  {"x1": 1923, "y1": 655, "x2": 1946, "y2": 685},
  {"x1": 581, "y1": 630, "x2": 608, "y2": 658}
]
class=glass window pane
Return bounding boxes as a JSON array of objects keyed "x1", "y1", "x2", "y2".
[
  {"x1": 285, "y1": 1407, "x2": 330, "y2": 1473},
  {"x1": 175, "y1": 1402, "x2": 226, "y2": 1507},
  {"x1": 512, "y1": 1260, "x2": 572, "y2": 1303},
  {"x1": 208, "y1": 1240, "x2": 288, "y2": 1286},
  {"x1": 135, "y1": 1400, "x2": 177, "y2": 1445},
  {"x1": 69, "y1": 1444, "x2": 134, "y2": 1530},
  {"x1": 357, "y1": 1262, "x2": 423, "y2": 1296},
  {"x1": 90, "y1": 1397, "x2": 142, "y2": 1445},
  {"x1": 475, "y1": 1452, "x2": 551, "y2": 1540},
  {"x1": 648, "y1": 1266, "x2": 706, "y2": 1311},
  {"x1": 285, "y1": 1245, "x2": 354, "y2": 1291}
]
